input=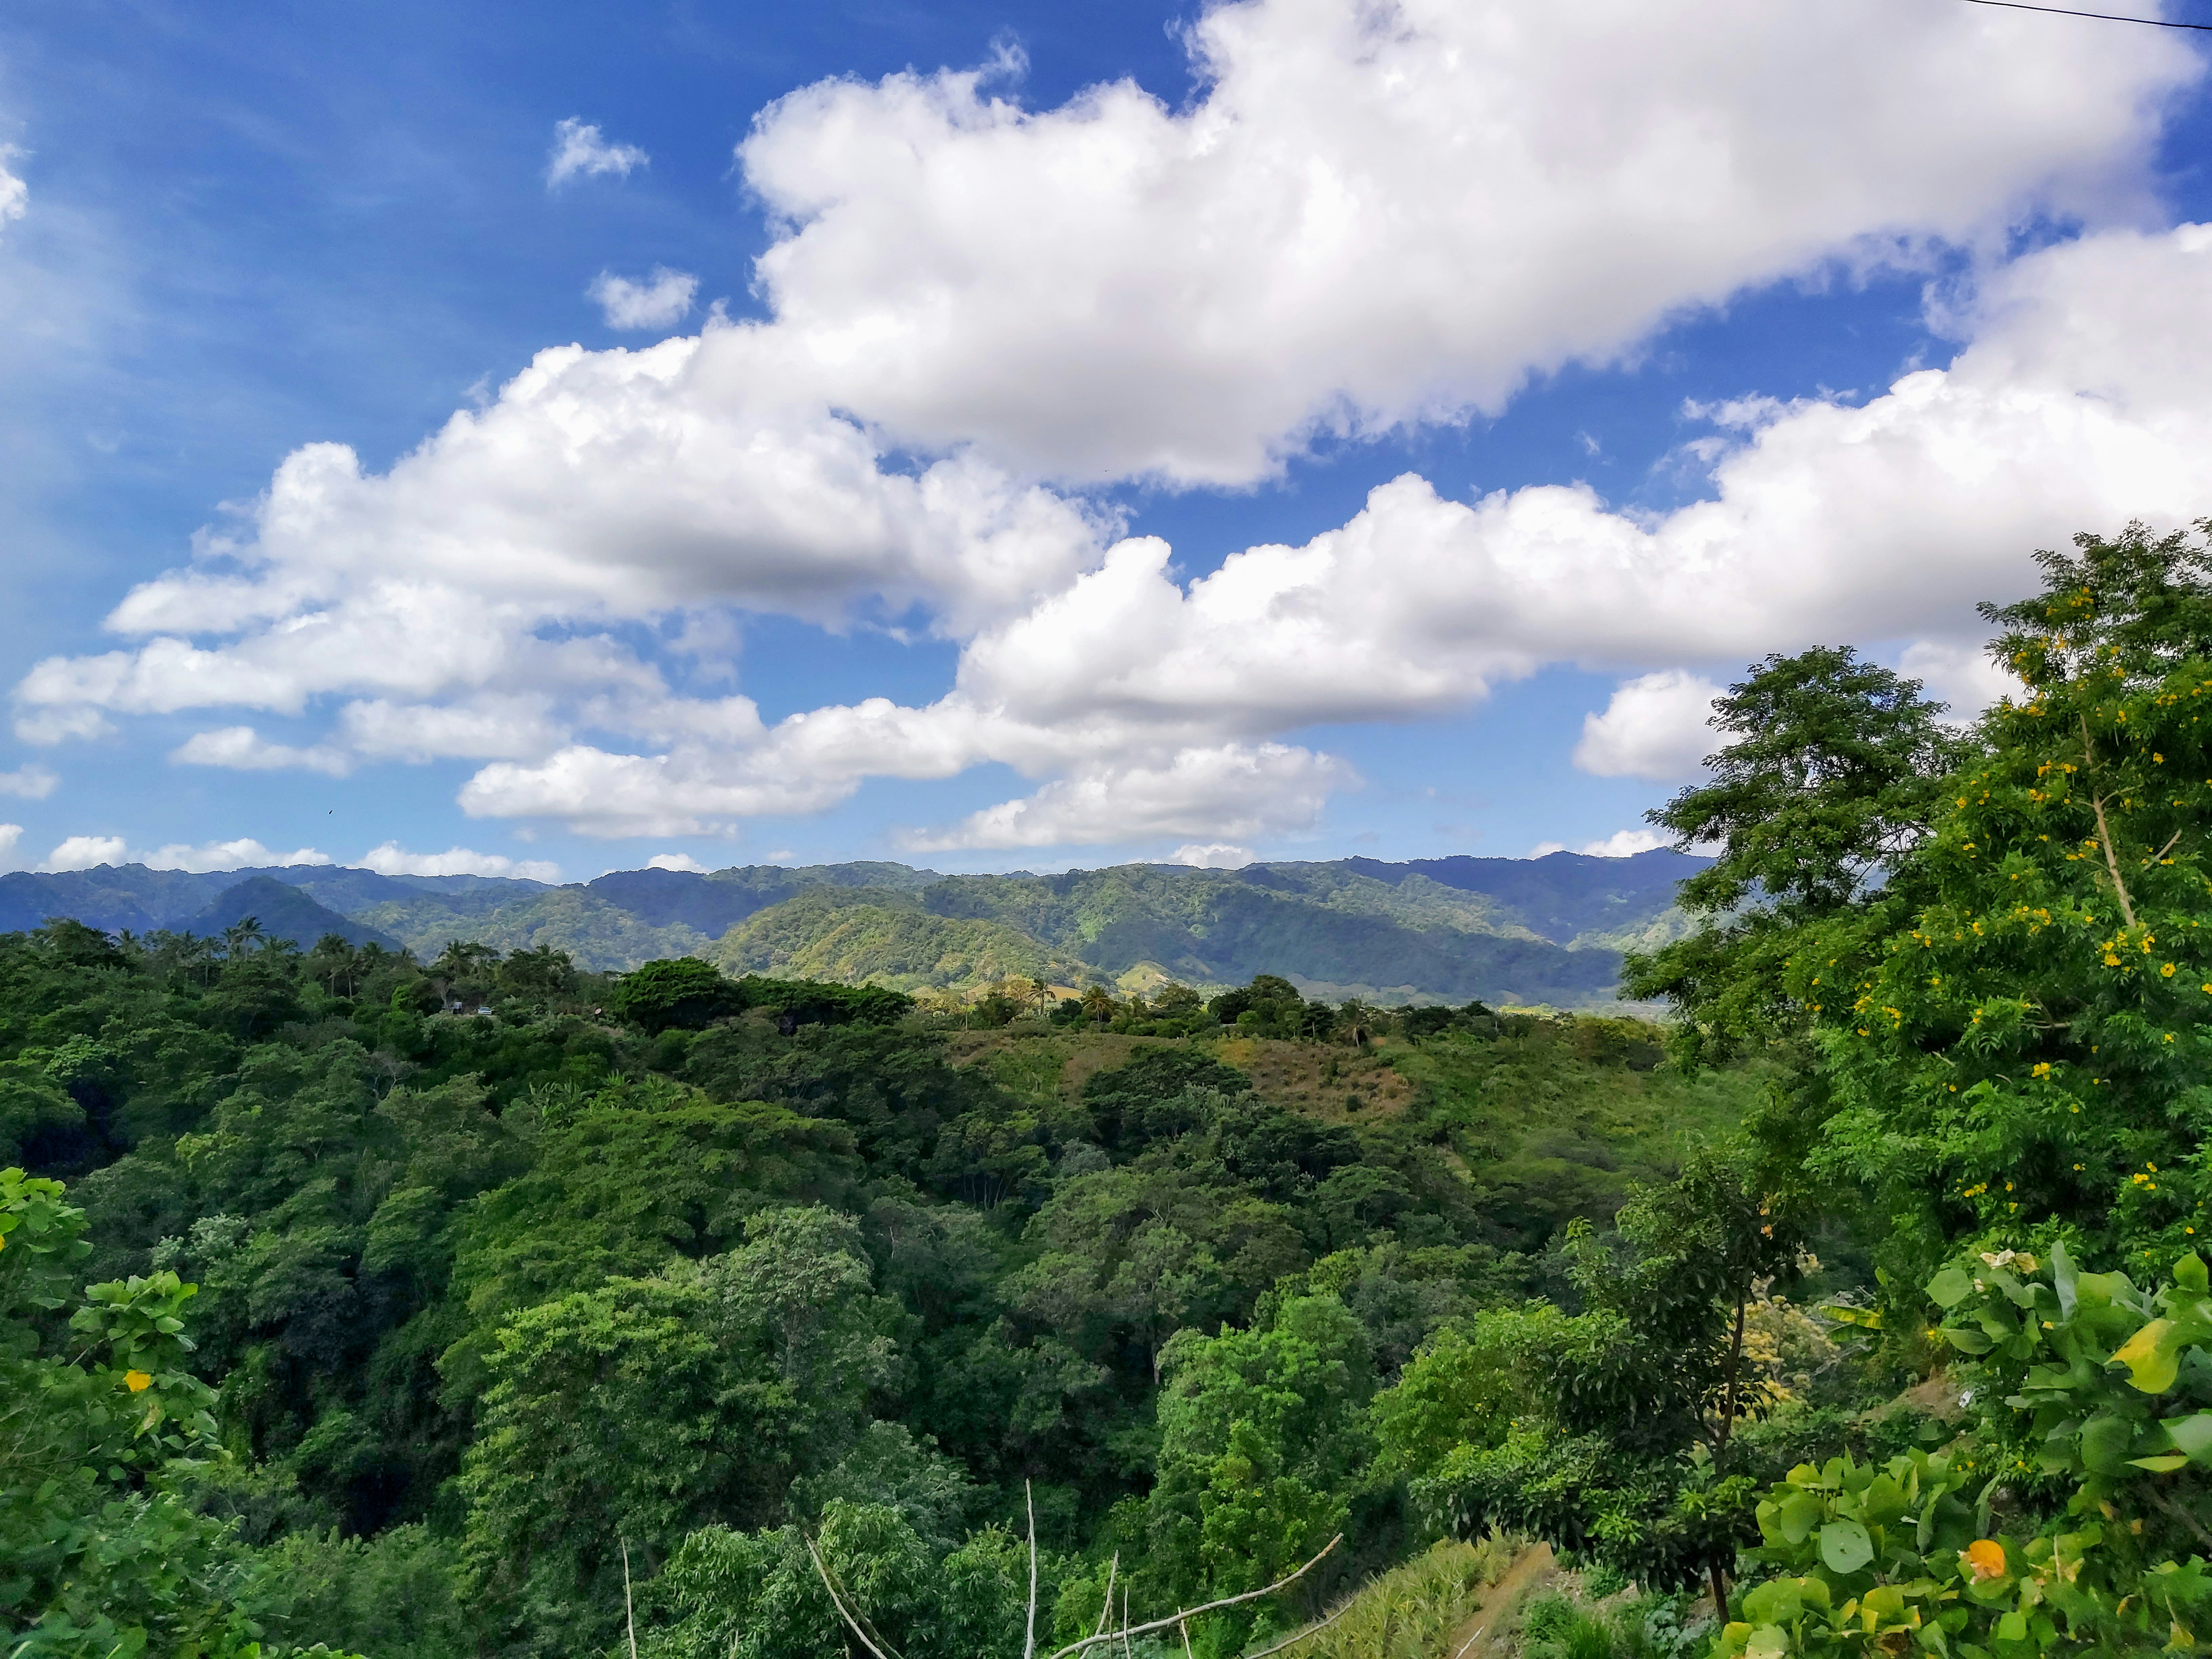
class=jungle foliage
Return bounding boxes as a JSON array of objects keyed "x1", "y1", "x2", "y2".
[{"x1": 12, "y1": 523, "x2": 2212, "y2": 1659}]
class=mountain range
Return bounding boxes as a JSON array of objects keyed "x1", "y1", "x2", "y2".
[{"x1": 0, "y1": 849, "x2": 1710, "y2": 1007}]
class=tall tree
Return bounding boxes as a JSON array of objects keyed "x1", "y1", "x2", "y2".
[{"x1": 1625, "y1": 646, "x2": 1971, "y2": 1061}]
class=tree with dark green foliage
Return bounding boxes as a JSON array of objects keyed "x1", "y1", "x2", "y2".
[
  {"x1": 612, "y1": 956, "x2": 745, "y2": 1032},
  {"x1": 1424, "y1": 1146, "x2": 1810, "y2": 1615},
  {"x1": 1, "y1": 1167, "x2": 365, "y2": 1659},
  {"x1": 1625, "y1": 645, "x2": 1968, "y2": 1061},
  {"x1": 0, "y1": 890, "x2": 1786, "y2": 1657}
]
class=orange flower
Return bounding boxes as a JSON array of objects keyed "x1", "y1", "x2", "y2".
[
  {"x1": 1962, "y1": 1539, "x2": 2006, "y2": 1581},
  {"x1": 124, "y1": 1370, "x2": 153, "y2": 1393}
]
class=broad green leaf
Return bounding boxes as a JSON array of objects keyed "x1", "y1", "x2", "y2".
[
  {"x1": 1941, "y1": 1326, "x2": 1992, "y2": 1355},
  {"x1": 1927, "y1": 1267, "x2": 1974, "y2": 1310},
  {"x1": 1744, "y1": 1579, "x2": 1807, "y2": 1624},
  {"x1": 2127, "y1": 1454, "x2": 2189, "y2": 1472},
  {"x1": 1820, "y1": 1518, "x2": 1875, "y2": 1574},
  {"x1": 2112, "y1": 1318, "x2": 2181, "y2": 1393},
  {"x1": 2175, "y1": 1253, "x2": 2208, "y2": 1295},
  {"x1": 2078, "y1": 1413, "x2": 2136, "y2": 1473},
  {"x1": 1778, "y1": 1491, "x2": 1825, "y2": 1545},
  {"x1": 2162, "y1": 1411, "x2": 2212, "y2": 1465}
]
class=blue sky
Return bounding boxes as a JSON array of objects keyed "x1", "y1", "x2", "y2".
[{"x1": 1, "y1": 0, "x2": 2209, "y2": 882}]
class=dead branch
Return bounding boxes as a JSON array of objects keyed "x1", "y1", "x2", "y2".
[
  {"x1": 622, "y1": 1539, "x2": 640, "y2": 1659},
  {"x1": 1237, "y1": 1596, "x2": 1354, "y2": 1659},
  {"x1": 2091, "y1": 793, "x2": 2139, "y2": 928},
  {"x1": 1041, "y1": 1535, "x2": 1343, "y2": 1659},
  {"x1": 1024, "y1": 1480, "x2": 1039, "y2": 1659},
  {"x1": 2081, "y1": 715, "x2": 2140, "y2": 928},
  {"x1": 806, "y1": 1534, "x2": 904, "y2": 1659},
  {"x1": 1092, "y1": 1555, "x2": 1119, "y2": 1640}
]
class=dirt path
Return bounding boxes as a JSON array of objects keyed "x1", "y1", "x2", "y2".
[{"x1": 1440, "y1": 1542, "x2": 1558, "y2": 1659}]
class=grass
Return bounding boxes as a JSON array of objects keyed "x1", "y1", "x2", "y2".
[{"x1": 1277, "y1": 1535, "x2": 1518, "y2": 1658}]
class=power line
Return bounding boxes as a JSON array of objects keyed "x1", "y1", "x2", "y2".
[{"x1": 1959, "y1": 0, "x2": 2212, "y2": 29}]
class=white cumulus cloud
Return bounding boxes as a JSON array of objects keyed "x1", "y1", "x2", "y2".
[
  {"x1": 0, "y1": 763, "x2": 57, "y2": 799},
  {"x1": 40, "y1": 835, "x2": 128, "y2": 872},
  {"x1": 172, "y1": 725, "x2": 354, "y2": 775},
  {"x1": 360, "y1": 841, "x2": 561, "y2": 882},
  {"x1": 1580, "y1": 829, "x2": 1673, "y2": 858},
  {"x1": 589, "y1": 267, "x2": 698, "y2": 331},
  {"x1": 7, "y1": 3, "x2": 2208, "y2": 854},
  {"x1": 36, "y1": 834, "x2": 331, "y2": 873},
  {"x1": 644, "y1": 851, "x2": 709, "y2": 872},
  {"x1": 735, "y1": 0, "x2": 2188, "y2": 484},
  {"x1": 546, "y1": 118, "x2": 647, "y2": 187},
  {"x1": 147, "y1": 839, "x2": 332, "y2": 873},
  {"x1": 0, "y1": 147, "x2": 25, "y2": 236},
  {"x1": 1574, "y1": 672, "x2": 1729, "y2": 782},
  {"x1": 0, "y1": 824, "x2": 21, "y2": 869},
  {"x1": 1170, "y1": 843, "x2": 1255, "y2": 869}
]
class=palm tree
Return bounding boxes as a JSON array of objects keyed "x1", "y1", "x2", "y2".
[{"x1": 221, "y1": 917, "x2": 265, "y2": 959}]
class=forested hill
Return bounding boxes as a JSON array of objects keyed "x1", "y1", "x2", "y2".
[{"x1": 0, "y1": 847, "x2": 1707, "y2": 1007}]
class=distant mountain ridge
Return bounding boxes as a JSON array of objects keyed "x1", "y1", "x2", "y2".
[{"x1": 0, "y1": 849, "x2": 1710, "y2": 1007}]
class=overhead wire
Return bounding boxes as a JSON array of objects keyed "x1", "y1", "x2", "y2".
[{"x1": 1955, "y1": 0, "x2": 2212, "y2": 29}]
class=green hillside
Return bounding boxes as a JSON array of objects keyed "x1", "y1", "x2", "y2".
[
  {"x1": 710, "y1": 887, "x2": 1091, "y2": 990},
  {"x1": 0, "y1": 849, "x2": 1705, "y2": 1004}
]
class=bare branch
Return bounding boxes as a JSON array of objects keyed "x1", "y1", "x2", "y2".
[
  {"x1": 622, "y1": 1538, "x2": 640, "y2": 1659},
  {"x1": 1024, "y1": 1479, "x2": 1040, "y2": 1659},
  {"x1": 2081, "y1": 716, "x2": 2141, "y2": 928},
  {"x1": 1093, "y1": 1555, "x2": 1119, "y2": 1640},
  {"x1": 2092, "y1": 794, "x2": 2140, "y2": 928},
  {"x1": 1239, "y1": 1596, "x2": 1354, "y2": 1659},
  {"x1": 806, "y1": 1534, "x2": 904, "y2": 1659},
  {"x1": 1041, "y1": 1535, "x2": 1343, "y2": 1659}
]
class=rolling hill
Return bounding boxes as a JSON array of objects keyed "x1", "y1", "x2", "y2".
[{"x1": 0, "y1": 848, "x2": 1709, "y2": 1007}]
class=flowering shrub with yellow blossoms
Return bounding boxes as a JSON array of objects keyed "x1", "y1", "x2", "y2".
[{"x1": 1779, "y1": 528, "x2": 2212, "y2": 1307}]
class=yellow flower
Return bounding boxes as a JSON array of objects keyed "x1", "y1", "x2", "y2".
[
  {"x1": 2163, "y1": 963, "x2": 2178, "y2": 977},
  {"x1": 124, "y1": 1370, "x2": 153, "y2": 1393},
  {"x1": 2032, "y1": 1062, "x2": 2051, "y2": 1077}
]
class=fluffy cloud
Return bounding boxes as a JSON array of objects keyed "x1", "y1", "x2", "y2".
[
  {"x1": 644, "y1": 851, "x2": 709, "y2": 872},
  {"x1": 1170, "y1": 843, "x2": 1255, "y2": 869},
  {"x1": 38, "y1": 835, "x2": 124, "y2": 872},
  {"x1": 37, "y1": 834, "x2": 331, "y2": 873},
  {"x1": 589, "y1": 268, "x2": 698, "y2": 331},
  {"x1": 9, "y1": 3, "x2": 2207, "y2": 852},
  {"x1": 901, "y1": 744, "x2": 1349, "y2": 852},
  {"x1": 0, "y1": 824, "x2": 21, "y2": 868},
  {"x1": 360, "y1": 841, "x2": 560, "y2": 881},
  {"x1": 1529, "y1": 829, "x2": 1672, "y2": 857},
  {"x1": 546, "y1": 118, "x2": 647, "y2": 187},
  {"x1": 0, "y1": 763, "x2": 57, "y2": 798},
  {"x1": 1574, "y1": 672, "x2": 1727, "y2": 782},
  {"x1": 0, "y1": 148, "x2": 24, "y2": 235},
  {"x1": 147, "y1": 838, "x2": 332, "y2": 873},
  {"x1": 1579, "y1": 828, "x2": 1672, "y2": 858},
  {"x1": 736, "y1": 0, "x2": 2187, "y2": 484},
  {"x1": 172, "y1": 726, "x2": 353, "y2": 775}
]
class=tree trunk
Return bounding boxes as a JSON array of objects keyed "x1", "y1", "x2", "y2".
[{"x1": 1708, "y1": 1560, "x2": 1729, "y2": 1624}]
